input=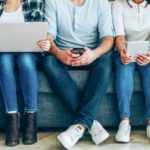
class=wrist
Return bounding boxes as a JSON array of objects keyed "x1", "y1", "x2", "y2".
[
  {"x1": 93, "y1": 48, "x2": 103, "y2": 59},
  {"x1": 50, "y1": 45, "x2": 62, "y2": 57},
  {"x1": 118, "y1": 48, "x2": 125, "y2": 54}
]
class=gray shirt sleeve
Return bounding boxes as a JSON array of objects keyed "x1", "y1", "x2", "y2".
[{"x1": 45, "y1": 0, "x2": 57, "y2": 39}]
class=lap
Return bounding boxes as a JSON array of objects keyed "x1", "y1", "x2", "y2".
[{"x1": 0, "y1": 52, "x2": 42, "y2": 67}]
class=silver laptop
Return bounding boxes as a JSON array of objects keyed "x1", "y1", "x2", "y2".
[{"x1": 0, "y1": 22, "x2": 48, "y2": 52}]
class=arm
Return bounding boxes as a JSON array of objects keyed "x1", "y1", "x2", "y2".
[
  {"x1": 46, "y1": 34, "x2": 75, "y2": 65},
  {"x1": 115, "y1": 35, "x2": 132, "y2": 64},
  {"x1": 42, "y1": 0, "x2": 77, "y2": 65},
  {"x1": 72, "y1": 36, "x2": 114, "y2": 67},
  {"x1": 115, "y1": 36, "x2": 126, "y2": 53},
  {"x1": 72, "y1": 0, "x2": 114, "y2": 66},
  {"x1": 112, "y1": 0, "x2": 132, "y2": 65},
  {"x1": 93, "y1": 36, "x2": 114, "y2": 58},
  {"x1": 96, "y1": 0, "x2": 114, "y2": 56}
]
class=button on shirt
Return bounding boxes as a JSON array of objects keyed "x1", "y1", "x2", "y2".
[
  {"x1": 45, "y1": 0, "x2": 114, "y2": 50},
  {"x1": 112, "y1": 0, "x2": 150, "y2": 42}
]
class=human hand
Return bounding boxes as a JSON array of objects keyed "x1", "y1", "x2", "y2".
[
  {"x1": 37, "y1": 39, "x2": 51, "y2": 51},
  {"x1": 119, "y1": 49, "x2": 132, "y2": 65},
  {"x1": 57, "y1": 48, "x2": 75, "y2": 65},
  {"x1": 136, "y1": 52, "x2": 150, "y2": 66},
  {"x1": 72, "y1": 47, "x2": 98, "y2": 66}
]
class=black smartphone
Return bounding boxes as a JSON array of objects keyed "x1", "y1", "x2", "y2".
[{"x1": 72, "y1": 48, "x2": 85, "y2": 55}]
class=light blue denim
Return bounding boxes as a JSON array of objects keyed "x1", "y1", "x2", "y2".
[
  {"x1": 114, "y1": 52, "x2": 150, "y2": 120},
  {"x1": 0, "y1": 53, "x2": 39, "y2": 113}
]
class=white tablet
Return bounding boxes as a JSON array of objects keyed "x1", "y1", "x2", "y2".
[
  {"x1": 0, "y1": 22, "x2": 48, "y2": 52},
  {"x1": 126, "y1": 41, "x2": 149, "y2": 57}
]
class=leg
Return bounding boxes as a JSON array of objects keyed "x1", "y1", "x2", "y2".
[
  {"x1": 60, "y1": 52, "x2": 113, "y2": 146},
  {"x1": 114, "y1": 53, "x2": 134, "y2": 143},
  {"x1": 0, "y1": 53, "x2": 18, "y2": 112},
  {"x1": 16, "y1": 53, "x2": 38, "y2": 112},
  {"x1": 137, "y1": 63, "x2": 150, "y2": 120},
  {"x1": 16, "y1": 53, "x2": 38, "y2": 144},
  {"x1": 42, "y1": 55, "x2": 80, "y2": 114},
  {"x1": 74, "y1": 52, "x2": 113, "y2": 129},
  {"x1": 0, "y1": 53, "x2": 20, "y2": 146},
  {"x1": 115, "y1": 54, "x2": 135, "y2": 119}
]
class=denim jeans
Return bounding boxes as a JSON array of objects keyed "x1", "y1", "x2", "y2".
[
  {"x1": 0, "y1": 53, "x2": 40, "y2": 113},
  {"x1": 114, "y1": 52, "x2": 150, "y2": 120},
  {"x1": 42, "y1": 52, "x2": 112, "y2": 129}
]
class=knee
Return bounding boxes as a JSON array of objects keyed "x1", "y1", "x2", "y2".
[
  {"x1": 0, "y1": 54, "x2": 14, "y2": 70},
  {"x1": 42, "y1": 55, "x2": 64, "y2": 78},
  {"x1": 17, "y1": 53, "x2": 36, "y2": 70},
  {"x1": 95, "y1": 54, "x2": 113, "y2": 73},
  {"x1": 42, "y1": 55, "x2": 60, "y2": 71}
]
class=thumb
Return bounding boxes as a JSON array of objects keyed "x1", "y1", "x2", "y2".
[
  {"x1": 84, "y1": 47, "x2": 90, "y2": 51},
  {"x1": 121, "y1": 49, "x2": 127, "y2": 57}
]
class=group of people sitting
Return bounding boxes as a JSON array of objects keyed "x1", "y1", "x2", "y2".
[{"x1": 0, "y1": 0, "x2": 150, "y2": 149}]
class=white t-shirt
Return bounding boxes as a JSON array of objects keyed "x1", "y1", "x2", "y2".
[
  {"x1": 112, "y1": 0, "x2": 150, "y2": 42},
  {"x1": 0, "y1": 5, "x2": 24, "y2": 23}
]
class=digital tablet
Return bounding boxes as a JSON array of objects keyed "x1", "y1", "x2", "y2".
[
  {"x1": 0, "y1": 22, "x2": 48, "y2": 52},
  {"x1": 126, "y1": 41, "x2": 149, "y2": 56}
]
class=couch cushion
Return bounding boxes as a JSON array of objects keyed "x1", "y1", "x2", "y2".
[
  {"x1": 38, "y1": 71, "x2": 143, "y2": 93},
  {"x1": 16, "y1": 71, "x2": 142, "y2": 93}
]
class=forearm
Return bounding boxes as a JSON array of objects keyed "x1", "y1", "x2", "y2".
[
  {"x1": 47, "y1": 34, "x2": 62, "y2": 58},
  {"x1": 115, "y1": 35, "x2": 126, "y2": 53},
  {"x1": 93, "y1": 36, "x2": 114, "y2": 58}
]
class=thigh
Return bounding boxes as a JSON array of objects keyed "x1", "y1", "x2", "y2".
[
  {"x1": 137, "y1": 63, "x2": 150, "y2": 78},
  {"x1": 88, "y1": 51, "x2": 113, "y2": 73},
  {"x1": 16, "y1": 53, "x2": 37, "y2": 67},
  {"x1": 113, "y1": 52, "x2": 135, "y2": 73},
  {"x1": 0, "y1": 53, "x2": 15, "y2": 68}
]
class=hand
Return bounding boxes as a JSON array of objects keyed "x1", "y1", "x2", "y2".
[
  {"x1": 37, "y1": 39, "x2": 51, "y2": 51},
  {"x1": 57, "y1": 48, "x2": 75, "y2": 65},
  {"x1": 119, "y1": 49, "x2": 132, "y2": 65},
  {"x1": 72, "y1": 47, "x2": 98, "y2": 66},
  {"x1": 136, "y1": 52, "x2": 150, "y2": 66}
]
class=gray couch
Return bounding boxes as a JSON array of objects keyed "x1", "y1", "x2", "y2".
[{"x1": 0, "y1": 70, "x2": 147, "y2": 128}]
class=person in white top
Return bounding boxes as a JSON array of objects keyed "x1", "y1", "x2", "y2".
[
  {"x1": 112, "y1": 0, "x2": 150, "y2": 143},
  {"x1": 0, "y1": 0, "x2": 51, "y2": 147}
]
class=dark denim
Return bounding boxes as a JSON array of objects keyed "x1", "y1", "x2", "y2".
[
  {"x1": 0, "y1": 53, "x2": 40, "y2": 113},
  {"x1": 114, "y1": 52, "x2": 150, "y2": 120},
  {"x1": 42, "y1": 52, "x2": 112, "y2": 129}
]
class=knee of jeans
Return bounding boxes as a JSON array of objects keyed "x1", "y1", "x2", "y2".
[
  {"x1": 17, "y1": 53, "x2": 36, "y2": 70},
  {"x1": 96, "y1": 55, "x2": 112, "y2": 71},
  {"x1": 42, "y1": 55, "x2": 60, "y2": 70},
  {"x1": 0, "y1": 54, "x2": 14, "y2": 70}
]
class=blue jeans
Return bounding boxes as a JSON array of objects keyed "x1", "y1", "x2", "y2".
[
  {"x1": 114, "y1": 52, "x2": 150, "y2": 120},
  {"x1": 42, "y1": 52, "x2": 112, "y2": 129},
  {"x1": 0, "y1": 53, "x2": 39, "y2": 113}
]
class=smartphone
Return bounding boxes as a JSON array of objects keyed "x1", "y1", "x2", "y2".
[{"x1": 72, "y1": 48, "x2": 85, "y2": 55}]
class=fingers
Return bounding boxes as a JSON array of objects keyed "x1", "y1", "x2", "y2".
[
  {"x1": 72, "y1": 57, "x2": 88, "y2": 66},
  {"x1": 136, "y1": 54, "x2": 148, "y2": 66},
  {"x1": 84, "y1": 47, "x2": 89, "y2": 52},
  {"x1": 136, "y1": 59, "x2": 148, "y2": 66},
  {"x1": 67, "y1": 48, "x2": 73, "y2": 56},
  {"x1": 147, "y1": 51, "x2": 150, "y2": 56},
  {"x1": 38, "y1": 40, "x2": 51, "y2": 51},
  {"x1": 72, "y1": 53, "x2": 80, "y2": 58},
  {"x1": 120, "y1": 49, "x2": 127, "y2": 57},
  {"x1": 121, "y1": 55, "x2": 132, "y2": 65},
  {"x1": 136, "y1": 54, "x2": 149, "y2": 64},
  {"x1": 121, "y1": 58, "x2": 130, "y2": 65}
]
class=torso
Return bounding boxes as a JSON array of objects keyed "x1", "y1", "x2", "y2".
[
  {"x1": 53, "y1": 0, "x2": 103, "y2": 50},
  {"x1": 122, "y1": 0, "x2": 150, "y2": 41},
  {"x1": 0, "y1": 5, "x2": 24, "y2": 23}
]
